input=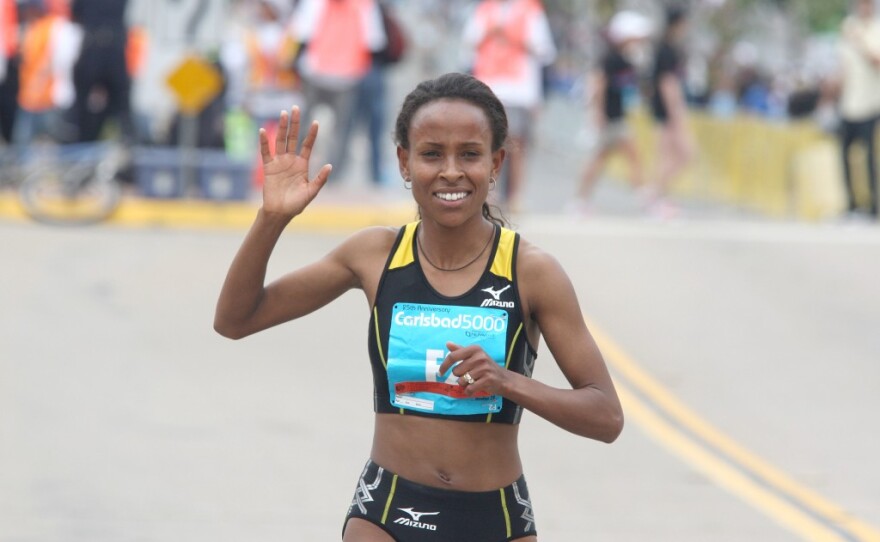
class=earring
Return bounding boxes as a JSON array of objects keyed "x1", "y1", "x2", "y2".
[
  {"x1": 489, "y1": 176, "x2": 497, "y2": 191},
  {"x1": 403, "y1": 177, "x2": 412, "y2": 190}
]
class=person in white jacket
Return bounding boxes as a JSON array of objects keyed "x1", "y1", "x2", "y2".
[{"x1": 837, "y1": 0, "x2": 880, "y2": 220}]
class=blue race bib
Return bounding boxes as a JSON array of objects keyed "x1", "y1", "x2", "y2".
[{"x1": 387, "y1": 303, "x2": 508, "y2": 415}]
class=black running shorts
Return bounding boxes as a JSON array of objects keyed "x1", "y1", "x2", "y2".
[{"x1": 343, "y1": 460, "x2": 537, "y2": 542}]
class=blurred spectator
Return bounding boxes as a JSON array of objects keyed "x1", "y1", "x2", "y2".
[
  {"x1": 69, "y1": 0, "x2": 134, "y2": 143},
  {"x1": 45, "y1": 0, "x2": 69, "y2": 18},
  {"x1": 707, "y1": 68, "x2": 737, "y2": 118},
  {"x1": 567, "y1": 10, "x2": 652, "y2": 216},
  {"x1": 646, "y1": 5, "x2": 694, "y2": 219},
  {"x1": 221, "y1": 0, "x2": 299, "y2": 125},
  {"x1": 463, "y1": 0, "x2": 557, "y2": 213},
  {"x1": 291, "y1": 0, "x2": 386, "y2": 176},
  {"x1": 0, "y1": 0, "x2": 19, "y2": 143},
  {"x1": 737, "y1": 67, "x2": 773, "y2": 116},
  {"x1": 12, "y1": 0, "x2": 79, "y2": 148},
  {"x1": 786, "y1": 85, "x2": 822, "y2": 120},
  {"x1": 341, "y1": 0, "x2": 405, "y2": 186},
  {"x1": 837, "y1": 0, "x2": 880, "y2": 220}
]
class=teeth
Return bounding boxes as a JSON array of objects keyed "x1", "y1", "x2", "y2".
[{"x1": 436, "y1": 192, "x2": 468, "y2": 201}]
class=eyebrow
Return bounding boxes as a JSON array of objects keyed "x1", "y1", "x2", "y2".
[{"x1": 417, "y1": 141, "x2": 486, "y2": 148}]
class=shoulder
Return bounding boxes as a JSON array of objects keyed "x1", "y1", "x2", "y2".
[
  {"x1": 336, "y1": 225, "x2": 401, "y2": 260},
  {"x1": 514, "y1": 235, "x2": 581, "y2": 318},
  {"x1": 328, "y1": 225, "x2": 404, "y2": 293},
  {"x1": 515, "y1": 235, "x2": 566, "y2": 284}
]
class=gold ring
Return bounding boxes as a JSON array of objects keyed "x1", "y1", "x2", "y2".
[{"x1": 463, "y1": 372, "x2": 475, "y2": 385}]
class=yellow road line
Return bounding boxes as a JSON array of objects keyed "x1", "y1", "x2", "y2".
[
  {"x1": 0, "y1": 194, "x2": 416, "y2": 231},
  {"x1": 588, "y1": 318, "x2": 880, "y2": 542},
  {"x1": 616, "y1": 383, "x2": 843, "y2": 541}
]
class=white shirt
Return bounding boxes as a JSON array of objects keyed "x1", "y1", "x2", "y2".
[{"x1": 839, "y1": 15, "x2": 880, "y2": 121}]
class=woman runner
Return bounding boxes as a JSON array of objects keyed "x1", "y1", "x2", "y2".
[{"x1": 214, "y1": 72, "x2": 624, "y2": 542}]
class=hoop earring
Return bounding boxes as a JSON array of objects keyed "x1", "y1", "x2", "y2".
[
  {"x1": 489, "y1": 176, "x2": 497, "y2": 191},
  {"x1": 403, "y1": 177, "x2": 412, "y2": 190}
]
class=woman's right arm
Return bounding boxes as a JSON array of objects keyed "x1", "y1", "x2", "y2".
[
  {"x1": 214, "y1": 106, "x2": 344, "y2": 339},
  {"x1": 213, "y1": 210, "x2": 365, "y2": 339}
]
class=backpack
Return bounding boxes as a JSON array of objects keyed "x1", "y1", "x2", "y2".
[{"x1": 377, "y1": 2, "x2": 407, "y2": 64}]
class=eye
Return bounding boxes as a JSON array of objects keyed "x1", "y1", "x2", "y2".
[{"x1": 421, "y1": 150, "x2": 441, "y2": 158}]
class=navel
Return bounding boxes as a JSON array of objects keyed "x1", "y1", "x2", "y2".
[{"x1": 436, "y1": 470, "x2": 454, "y2": 485}]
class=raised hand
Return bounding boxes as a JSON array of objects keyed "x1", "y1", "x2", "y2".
[{"x1": 259, "y1": 106, "x2": 332, "y2": 219}]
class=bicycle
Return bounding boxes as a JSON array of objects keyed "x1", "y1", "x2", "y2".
[{"x1": 1, "y1": 140, "x2": 126, "y2": 226}]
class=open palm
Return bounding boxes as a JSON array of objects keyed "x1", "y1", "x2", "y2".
[{"x1": 260, "y1": 106, "x2": 332, "y2": 219}]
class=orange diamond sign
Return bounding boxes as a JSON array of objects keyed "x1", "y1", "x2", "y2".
[{"x1": 166, "y1": 55, "x2": 223, "y2": 115}]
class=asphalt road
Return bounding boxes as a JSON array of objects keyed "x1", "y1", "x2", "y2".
[
  {"x1": 2, "y1": 211, "x2": 879, "y2": 541},
  {"x1": 4, "y1": 3, "x2": 879, "y2": 539}
]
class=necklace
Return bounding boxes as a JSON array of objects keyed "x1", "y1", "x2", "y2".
[{"x1": 417, "y1": 226, "x2": 494, "y2": 272}]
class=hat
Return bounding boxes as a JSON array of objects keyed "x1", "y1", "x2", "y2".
[{"x1": 608, "y1": 11, "x2": 653, "y2": 44}]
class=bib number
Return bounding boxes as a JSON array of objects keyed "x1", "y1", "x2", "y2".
[{"x1": 387, "y1": 303, "x2": 508, "y2": 415}]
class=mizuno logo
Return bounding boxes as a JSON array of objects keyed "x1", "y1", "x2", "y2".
[
  {"x1": 395, "y1": 508, "x2": 439, "y2": 531},
  {"x1": 481, "y1": 285, "x2": 514, "y2": 308},
  {"x1": 481, "y1": 285, "x2": 511, "y2": 300},
  {"x1": 399, "y1": 508, "x2": 439, "y2": 522},
  {"x1": 481, "y1": 298, "x2": 514, "y2": 308}
]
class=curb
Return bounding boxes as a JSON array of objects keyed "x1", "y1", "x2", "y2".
[{"x1": 0, "y1": 193, "x2": 417, "y2": 232}]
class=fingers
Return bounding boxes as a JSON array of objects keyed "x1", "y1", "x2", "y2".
[
  {"x1": 287, "y1": 106, "x2": 301, "y2": 154},
  {"x1": 300, "y1": 120, "x2": 319, "y2": 161},
  {"x1": 438, "y1": 342, "x2": 464, "y2": 374},
  {"x1": 310, "y1": 164, "x2": 333, "y2": 191},
  {"x1": 275, "y1": 110, "x2": 289, "y2": 154},
  {"x1": 259, "y1": 128, "x2": 272, "y2": 165},
  {"x1": 268, "y1": 106, "x2": 316, "y2": 159}
]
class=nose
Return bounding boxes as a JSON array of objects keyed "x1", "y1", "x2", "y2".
[{"x1": 439, "y1": 155, "x2": 464, "y2": 182}]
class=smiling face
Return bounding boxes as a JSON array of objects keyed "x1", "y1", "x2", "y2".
[{"x1": 398, "y1": 98, "x2": 505, "y2": 228}]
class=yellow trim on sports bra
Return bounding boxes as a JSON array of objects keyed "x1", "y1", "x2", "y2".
[
  {"x1": 388, "y1": 222, "x2": 419, "y2": 270},
  {"x1": 373, "y1": 306, "x2": 387, "y2": 368},
  {"x1": 490, "y1": 227, "x2": 516, "y2": 281}
]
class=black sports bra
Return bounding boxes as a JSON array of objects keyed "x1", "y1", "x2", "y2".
[{"x1": 367, "y1": 222, "x2": 537, "y2": 424}]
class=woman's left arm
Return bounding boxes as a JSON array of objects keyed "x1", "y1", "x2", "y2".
[{"x1": 508, "y1": 245, "x2": 624, "y2": 442}]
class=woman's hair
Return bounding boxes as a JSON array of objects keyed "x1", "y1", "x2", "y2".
[{"x1": 394, "y1": 72, "x2": 509, "y2": 227}]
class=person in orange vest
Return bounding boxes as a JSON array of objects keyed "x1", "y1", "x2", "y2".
[
  {"x1": 463, "y1": 0, "x2": 557, "y2": 213},
  {"x1": 0, "y1": 0, "x2": 19, "y2": 143},
  {"x1": 221, "y1": 0, "x2": 300, "y2": 190},
  {"x1": 11, "y1": 0, "x2": 80, "y2": 148},
  {"x1": 291, "y1": 0, "x2": 387, "y2": 177},
  {"x1": 222, "y1": 0, "x2": 299, "y2": 124}
]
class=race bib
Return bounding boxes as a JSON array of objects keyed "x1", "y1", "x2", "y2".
[{"x1": 387, "y1": 303, "x2": 508, "y2": 415}]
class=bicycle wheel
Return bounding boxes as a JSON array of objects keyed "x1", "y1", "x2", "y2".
[{"x1": 19, "y1": 164, "x2": 122, "y2": 226}]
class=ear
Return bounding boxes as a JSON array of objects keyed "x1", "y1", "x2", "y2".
[
  {"x1": 491, "y1": 148, "x2": 506, "y2": 179},
  {"x1": 397, "y1": 145, "x2": 410, "y2": 179}
]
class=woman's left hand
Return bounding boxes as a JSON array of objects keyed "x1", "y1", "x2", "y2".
[{"x1": 438, "y1": 342, "x2": 512, "y2": 397}]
